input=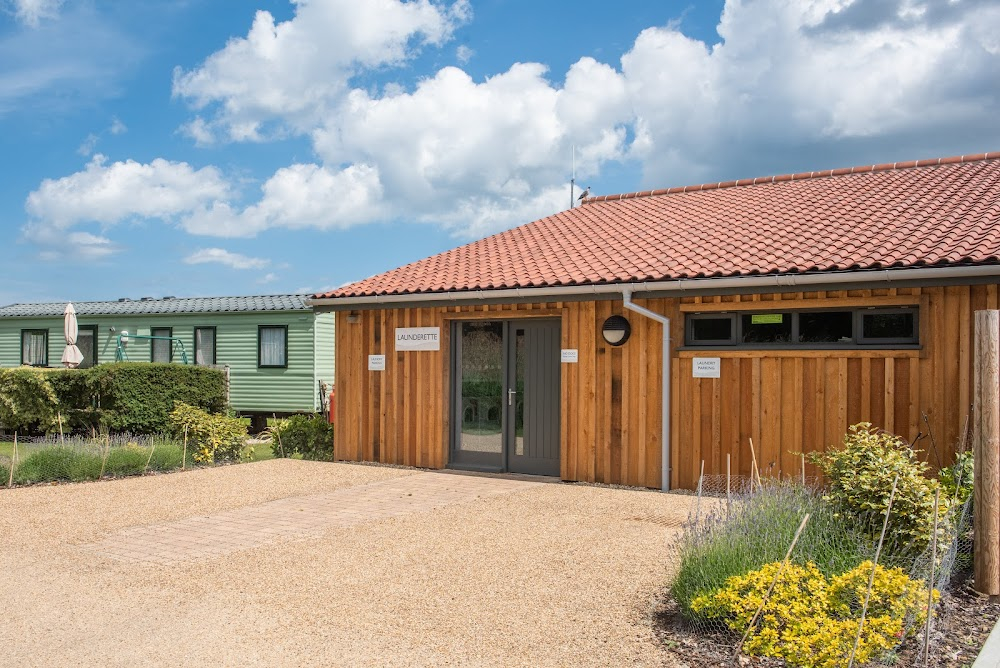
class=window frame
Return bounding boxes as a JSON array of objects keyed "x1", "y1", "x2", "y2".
[
  {"x1": 686, "y1": 313, "x2": 738, "y2": 346},
  {"x1": 20, "y1": 329, "x2": 48, "y2": 367},
  {"x1": 857, "y1": 307, "x2": 919, "y2": 345},
  {"x1": 194, "y1": 326, "x2": 217, "y2": 366},
  {"x1": 258, "y1": 325, "x2": 288, "y2": 368},
  {"x1": 150, "y1": 327, "x2": 173, "y2": 363},
  {"x1": 77, "y1": 324, "x2": 99, "y2": 368},
  {"x1": 683, "y1": 306, "x2": 920, "y2": 349}
]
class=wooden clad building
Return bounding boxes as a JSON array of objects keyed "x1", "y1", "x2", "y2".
[{"x1": 311, "y1": 153, "x2": 1000, "y2": 490}]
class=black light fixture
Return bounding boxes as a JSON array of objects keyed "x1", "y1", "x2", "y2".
[{"x1": 602, "y1": 315, "x2": 631, "y2": 346}]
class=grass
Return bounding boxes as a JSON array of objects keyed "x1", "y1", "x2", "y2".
[{"x1": 671, "y1": 483, "x2": 874, "y2": 617}]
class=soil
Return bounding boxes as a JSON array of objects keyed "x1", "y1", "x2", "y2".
[{"x1": 653, "y1": 573, "x2": 1000, "y2": 667}]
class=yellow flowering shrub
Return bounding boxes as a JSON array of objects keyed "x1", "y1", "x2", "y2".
[{"x1": 690, "y1": 560, "x2": 935, "y2": 668}]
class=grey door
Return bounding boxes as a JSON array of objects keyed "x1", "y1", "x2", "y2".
[
  {"x1": 507, "y1": 320, "x2": 561, "y2": 476},
  {"x1": 451, "y1": 319, "x2": 561, "y2": 476}
]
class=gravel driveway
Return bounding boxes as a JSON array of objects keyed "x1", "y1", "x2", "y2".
[{"x1": 0, "y1": 460, "x2": 694, "y2": 667}]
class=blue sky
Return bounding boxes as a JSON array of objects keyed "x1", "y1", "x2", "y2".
[{"x1": 1, "y1": 0, "x2": 998, "y2": 304}]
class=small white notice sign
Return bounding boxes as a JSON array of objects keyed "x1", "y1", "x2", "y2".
[
  {"x1": 368, "y1": 355, "x2": 386, "y2": 371},
  {"x1": 692, "y1": 357, "x2": 721, "y2": 378},
  {"x1": 561, "y1": 349, "x2": 579, "y2": 363},
  {"x1": 395, "y1": 327, "x2": 440, "y2": 351}
]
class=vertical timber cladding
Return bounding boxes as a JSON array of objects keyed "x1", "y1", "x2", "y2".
[
  {"x1": 333, "y1": 299, "x2": 672, "y2": 488},
  {"x1": 672, "y1": 285, "x2": 999, "y2": 490},
  {"x1": 333, "y1": 284, "x2": 997, "y2": 490}
]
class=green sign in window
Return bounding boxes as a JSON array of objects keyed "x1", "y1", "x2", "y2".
[{"x1": 751, "y1": 314, "x2": 784, "y2": 324}]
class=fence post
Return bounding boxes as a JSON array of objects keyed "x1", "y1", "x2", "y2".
[{"x1": 974, "y1": 310, "x2": 1000, "y2": 597}]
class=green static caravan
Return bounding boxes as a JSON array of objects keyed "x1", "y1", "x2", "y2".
[{"x1": 0, "y1": 295, "x2": 335, "y2": 423}]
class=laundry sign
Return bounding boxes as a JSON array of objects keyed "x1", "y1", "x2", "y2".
[
  {"x1": 395, "y1": 327, "x2": 440, "y2": 351},
  {"x1": 692, "y1": 357, "x2": 721, "y2": 378},
  {"x1": 368, "y1": 355, "x2": 386, "y2": 371}
]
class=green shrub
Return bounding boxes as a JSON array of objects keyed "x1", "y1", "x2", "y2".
[
  {"x1": 44, "y1": 368, "x2": 101, "y2": 433},
  {"x1": 671, "y1": 483, "x2": 872, "y2": 616},
  {"x1": 147, "y1": 443, "x2": 185, "y2": 471},
  {"x1": 940, "y1": 450, "x2": 974, "y2": 505},
  {"x1": 269, "y1": 414, "x2": 333, "y2": 460},
  {"x1": 0, "y1": 461, "x2": 9, "y2": 485},
  {"x1": 91, "y1": 363, "x2": 227, "y2": 434},
  {"x1": 14, "y1": 447, "x2": 103, "y2": 483},
  {"x1": 170, "y1": 402, "x2": 247, "y2": 464},
  {"x1": 0, "y1": 367, "x2": 59, "y2": 434},
  {"x1": 690, "y1": 560, "x2": 932, "y2": 668},
  {"x1": 103, "y1": 444, "x2": 149, "y2": 477},
  {"x1": 809, "y1": 423, "x2": 942, "y2": 558}
]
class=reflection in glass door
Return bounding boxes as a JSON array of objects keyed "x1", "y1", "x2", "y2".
[
  {"x1": 453, "y1": 321, "x2": 505, "y2": 469},
  {"x1": 451, "y1": 319, "x2": 561, "y2": 475}
]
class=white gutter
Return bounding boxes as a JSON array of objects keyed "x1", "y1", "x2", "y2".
[
  {"x1": 306, "y1": 265, "x2": 1000, "y2": 309},
  {"x1": 622, "y1": 290, "x2": 671, "y2": 492}
]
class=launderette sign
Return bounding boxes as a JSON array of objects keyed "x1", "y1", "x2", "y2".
[{"x1": 395, "y1": 327, "x2": 441, "y2": 351}]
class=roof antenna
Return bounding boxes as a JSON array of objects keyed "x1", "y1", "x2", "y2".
[{"x1": 570, "y1": 144, "x2": 576, "y2": 209}]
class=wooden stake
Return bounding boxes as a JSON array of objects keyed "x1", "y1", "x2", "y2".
[
  {"x1": 923, "y1": 488, "x2": 941, "y2": 666},
  {"x1": 695, "y1": 460, "x2": 705, "y2": 524},
  {"x1": 57, "y1": 411, "x2": 64, "y2": 443},
  {"x1": 735, "y1": 513, "x2": 811, "y2": 659},
  {"x1": 748, "y1": 437, "x2": 761, "y2": 492},
  {"x1": 974, "y1": 310, "x2": 1000, "y2": 597},
  {"x1": 801, "y1": 453, "x2": 806, "y2": 487},
  {"x1": 273, "y1": 413, "x2": 285, "y2": 458},
  {"x1": 99, "y1": 435, "x2": 110, "y2": 479},
  {"x1": 144, "y1": 439, "x2": 157, "y2": 474},
  {"x1": 182, "y1": 426, "x2": 188, "y2": 470},
  {"x1": 726, "y1": 453, "x2": 732, "y2": 516},
  {"x1": 848, "y1": 474, "x2": 900, "y2": 668},
  {"x1": 7, "y1": 432, "x2": 16, "y2": 488}
]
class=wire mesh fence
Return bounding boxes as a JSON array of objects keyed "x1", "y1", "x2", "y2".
[{"x1": 664, "y1": 461, "x2": 978, "y2": 668}]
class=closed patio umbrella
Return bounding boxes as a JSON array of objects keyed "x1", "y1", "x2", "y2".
[{"x1": 61, "y1": 302, "x2": 83, "y2": 368}]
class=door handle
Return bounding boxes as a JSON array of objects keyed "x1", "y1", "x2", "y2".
[{"x1": 508, "y1": 388, "x2": 516, "y2": 406}]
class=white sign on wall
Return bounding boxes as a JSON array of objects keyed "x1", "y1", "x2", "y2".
[
  {"x1": 561, "y1": 349, "x2": 579, "y2": 363},
  {"x1": 395, "y1": 327, "x2": 440, "y2": 351},
  {"x1": 368, "y1": 355, "x2": 386, "y2": 371},
  {"x1": 692, "y1": 357, "x2": 721, "y2": 378}
]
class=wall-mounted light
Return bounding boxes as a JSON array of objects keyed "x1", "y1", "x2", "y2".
[
  {"x1": 601, "y1": 315, "x2": 631, "y2": 346},
  {"x1": 346, "y1": 311, "x2": 360, "y2": 324}
]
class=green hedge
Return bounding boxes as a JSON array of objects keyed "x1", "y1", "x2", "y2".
[
  {"x1": 1, "y1": 363, "x2": 227, "y2": 435},
  {"x1": 90, "y1": 363, "x2": 226, "y2": 434}
]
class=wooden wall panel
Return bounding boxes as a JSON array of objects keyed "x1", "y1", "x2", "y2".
[{"x1": 333, "y1": 284, "x2": 996, "y2": 490}]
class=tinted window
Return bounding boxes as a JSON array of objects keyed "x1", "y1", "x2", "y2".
[
  {"x1": 690, "y1": 316, "x2": 734, "y2": 344},
  {"x1": 862, "y1": 311, "x2": 916, "y2": 341},
  {"x1": 742, "y1": 313, "x2": 792, "y2": 343},
  {"x1": 799, "y1": 311, "x2": 853, "y2": 343}
]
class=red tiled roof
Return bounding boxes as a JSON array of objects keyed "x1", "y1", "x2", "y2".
[{"x1": 317, "y1": 152, "x2": 1000, "y2": 300}]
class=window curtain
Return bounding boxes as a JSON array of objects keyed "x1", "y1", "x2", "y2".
[
  {"x1": 196, "y1": 328, "x2": 215, "y2": 365},
  {"x1": 22, "y1": 331, "x2": 46, "y2": 365},
  {"x1": 260, "y1": 327, "x2": 285, "y2": 366},
  {"x1": 151, "y1": 329, "x2": 171, "y2": 362}
]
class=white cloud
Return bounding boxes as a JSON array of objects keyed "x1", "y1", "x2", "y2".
[
  {"x1": 455, "y1": 44, "x2": 473, "y2": 63},
  {"x1": 7, "y1": 0, "x2": 63, "y2": 27},
  {"x1": 312, "y1": 60, "x2": 628, "y2": 234},
  {"x1": 77, "y1": 133, "x2": 98, "y2": 156},
  {"x1": 184, "y1": 248, "x2": 270, "y2": 270},
  {"x1": 621, "y1": 0, "x2": 1000, "y2": 184},
  {"x1": 22, "y1": 154, "x2": 233, "y2": 256},
  {"x1": 180, "y1": 162, "x2": 386, "y2": 237},
  {"x1": 172, "y1": 0, "x2": 470, "y2": 142},
  {"x1": 109, "y1": 117, "x2": 126, "y2": 134},
  {"x1": 257, "y1": 272, "x2": 278, "y2": 284},
  {"x1": 22, "y1": 0, "x2": 1000, "y2": 255}
]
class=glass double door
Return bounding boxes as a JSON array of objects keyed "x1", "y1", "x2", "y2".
[{"x1": 451, "y1": 319, "x2": 561, "y2": 476}]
